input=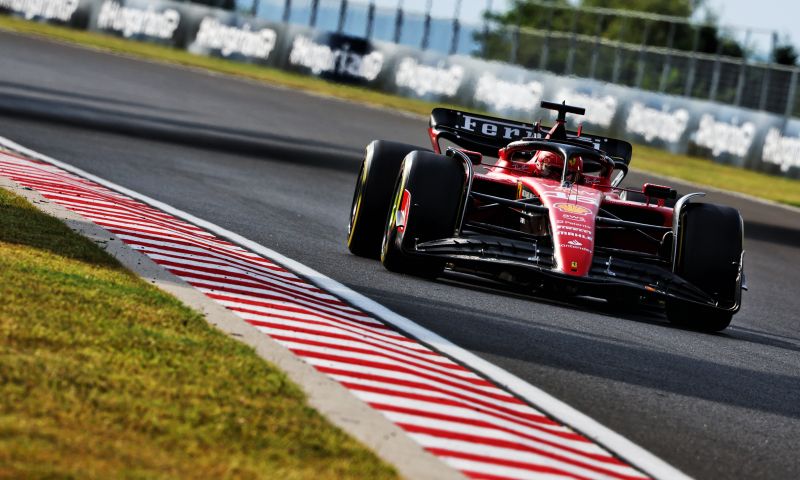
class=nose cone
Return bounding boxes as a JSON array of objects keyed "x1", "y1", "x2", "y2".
[
  {"x1": 517, "y1": 179, "x2": 602, "y2": 277},
  {"x1": 549, "y1": 201, "x2": 596, "y2": 277}
]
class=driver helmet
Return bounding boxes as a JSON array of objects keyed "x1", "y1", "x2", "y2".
[
  {"x1": 532, "y1": 151, "x2": 563, "y2": 179},
  {"x1": 532, "y1": 151, "x2": 582, "y2": 181}
]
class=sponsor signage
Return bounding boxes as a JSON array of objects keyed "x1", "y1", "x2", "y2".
[
  {"x1": 473, "y1": 73, "x2": 544, "y2": 113},
  {"x1": 0, "y1": 0, "x2": 93, "y2": 27},
  {"x1": 288, "y1": 32, "x2": 384, "y2": 82},
  {"x1": 0, "y1": 0, "x2": 79, "y2": 21},
  {"x1": 762, "y1": 127, "x2": 800, "y2": 174},
  {"x1": 550, "y1": 88, "x2": 618, "y2": 129},
  {"x1": 3, "y1": 0, "x2": 799, "y2": 179},
  {"x1": 394, "y1": 57, "x2": 464, "y2": 97},
  {"x1": 624, "y1": 101, "x2": 690, "y2": 145},
  {"x1": 760, "y1": 118, "x2": 800, "y2": 176},
  {"x1": 692, "y1": 114, "x2": 757, "y2": 159},
  {"x1": 191, "y1": 16, "x2": 278, "y2": 61},
  {"x1": 95, "y1": 0, "x2": 180, "y2": 41}
]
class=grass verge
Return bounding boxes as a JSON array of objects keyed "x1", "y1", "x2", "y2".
[
  {"x1": 0, "y1": 15, "x2": 799, "y2": 207},
  {"x1": 633, "y1": 145, "x2": 800, "y2": 208},
  {"x1": 0, "y1": 185, "x2": 396, "y2": 479}
]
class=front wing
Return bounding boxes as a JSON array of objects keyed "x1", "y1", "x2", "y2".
[{"x1": 413, "y1": 234, "x2": 743, "y2": 313}]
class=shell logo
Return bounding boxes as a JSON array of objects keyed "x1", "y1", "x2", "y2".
[{"x1": 554, "y1": 203, "x2": 592, "y2": 215}]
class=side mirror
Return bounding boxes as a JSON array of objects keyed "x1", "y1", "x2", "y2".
[
  {"x1": 610, "y1": 159, "x2": 628, "y2": 187},
  {"x1": 642, "y1": 183, "x2": 677, "y2": 200},
  {"x1": 447, "y1": 148, "x2": 482, "y2": 165}
]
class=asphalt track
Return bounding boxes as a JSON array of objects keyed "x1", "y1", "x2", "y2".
[{"x1": 2, "y1": 31, "x2": 799, "y2": 479}]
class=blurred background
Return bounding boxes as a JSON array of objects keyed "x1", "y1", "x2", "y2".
[
  {"x1": 3, "y1": 0, "x2": 800, "y2": 177},
  {"x1": 218, "y1": 0, "x2": 800, "y2": 117}
]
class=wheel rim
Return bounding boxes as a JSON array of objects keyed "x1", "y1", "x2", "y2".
[
  {"x1": 381, "y1": 170, "x2": 406, "y2": 262},
  {"x1": 347, "y1": 162, "x2": 366, "y2": 244}
]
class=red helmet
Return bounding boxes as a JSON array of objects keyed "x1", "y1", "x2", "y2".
[{"x1": 532, "y1": 151, "x2": 582, "y2": 181}]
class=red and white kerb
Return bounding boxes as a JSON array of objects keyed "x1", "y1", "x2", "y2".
[{"x1": 0, "y1": 150, "x2": 648, "y2": 480}]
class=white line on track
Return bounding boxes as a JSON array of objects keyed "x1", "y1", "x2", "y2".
[{"x1": 0, "y1": 135, "x2": 692, "y2": 480}]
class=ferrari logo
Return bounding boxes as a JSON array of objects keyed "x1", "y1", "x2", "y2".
[{"x1": 570, "y1": 261, "x2": 579, "y2": 271}]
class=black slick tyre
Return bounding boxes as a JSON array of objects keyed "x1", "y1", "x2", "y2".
[
  {"x1": 666, "y1": 203, "x2": 743, "y2": 332},
  {"x1": 348, "y1": 140, "x2": 424, "y2": 258},
  {"x1": 381, "y1": 151, "x2": 465, "y2": 278}
]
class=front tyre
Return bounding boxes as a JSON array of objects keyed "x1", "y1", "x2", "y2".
[
  {"x1": 666, "y1": 203, "x2": 743, "y2": 332},
  {"x1": 348, "y1": 140, "x2": 424, "y2": 258},
  {"x1": 381, "y1": 151, "x2": 466, "y2": 277}
]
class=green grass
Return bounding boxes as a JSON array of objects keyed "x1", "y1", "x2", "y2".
[
  {"x1": 0, "y1": 186, "x2": 396, "y2": 479},
  {"x1": 1, "y1": 15, "x2": 799, "y2": 207},
  {"x1": 633, "y1": 144, "x2": 800, "y2": 207}
]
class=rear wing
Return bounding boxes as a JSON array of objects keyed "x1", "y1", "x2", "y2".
[{"x1": 429, "y1": 108, "x2": 633, "y2": 165}]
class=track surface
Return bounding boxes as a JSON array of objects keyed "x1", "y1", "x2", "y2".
[{"x1": 2, "y1": 31, "x2": 800, "y2": 479}]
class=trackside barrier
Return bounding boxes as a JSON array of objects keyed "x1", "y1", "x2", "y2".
[{"x1": 2, "y1": 0, "x2": 798, "y2": 178}]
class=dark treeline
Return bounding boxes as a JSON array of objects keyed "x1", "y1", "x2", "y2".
[{"x1": 479, "y1": 0, "x2": 796, "y2": 65}]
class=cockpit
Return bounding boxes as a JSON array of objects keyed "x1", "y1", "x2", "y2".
[{"x1": 503, "y1": 144, "x2": 613, "y2": 187}]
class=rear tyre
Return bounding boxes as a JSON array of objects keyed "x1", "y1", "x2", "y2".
[
  {"x1": 348, "y1": 140, "x2": 425, "y2": 258},
  {"x1": 381, "y1": 151, "x2": 465, "y2": 278},
  {"x1": 666, "y1": 203, "x2": 743, "y2": 332}
]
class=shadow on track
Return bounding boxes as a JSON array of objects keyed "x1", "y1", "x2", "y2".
[
  {"x1": 743, "y1": 220, "x2": 800, "y2": 249},
  {"x1": 0, "y1": 79, "x2": 191, "y2": 115},
  {"x1": 352, "y1": 274, "x2": 800, "y2": 420},
  {"x1": 725, "y1": 325, "x2": 800, "y2": 354},
  {"x1": 0, "y1": 92, "x2": 365, "y2": 172}
]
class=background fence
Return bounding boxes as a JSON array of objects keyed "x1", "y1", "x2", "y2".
[
  {"x1": 3, "y1": 0, "x2": 800, "y2": 178},
  {"x1": 249, "y1": 0, "x2": 800, "y2": 119}
]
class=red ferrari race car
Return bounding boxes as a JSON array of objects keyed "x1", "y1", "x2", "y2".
[{"x1": 347, "y1": 101, "x2": 745, "y2": 332}]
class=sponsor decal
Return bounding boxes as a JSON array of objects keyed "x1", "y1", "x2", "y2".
[
  {"x1": 557, "y1": 225, "x2": 593, "y2": 240},
  {"x1": 288, "y1": 35, "x2": 383, "y2": 81},
  {"x1": 557, "y1": 224, "x2": 591, "y2": 232},
  {"x1": 560, "y1": 243, "x2": 592, "y2": 253},
  {"x1": 762, "y1": 128, "x2": 800, "y2": 172},
  {"x1": 557, "y1": 220, "x2": 589, "y2": 230},
  {"x1": 693, "y1": 114, "x2": 756, "y2": 158},
  {"x1": 545, "y1": 191, "x2": 600, "y2": 206},
  {"x1": 461, "y1": 114, "x2": 534, "y2": 140},
  {"x1": 563, "y1": 214, "x2": 586, "y2": 222},
  {"x1": 194, "y1": 17, "x2": 277, "y2": 59},
  {"x1": 517, "y1": 182, "x2": 530, "y2": 199},
  {"x1": 395, "y1": 188, "x2": 411, "y2": 233},
  {"x1": 96, "y1": 0, "x2": 180, "y2": 39},
  {"x1": 570, "y1": 260, "x2": 579, "y2": 271},
  {"x1": 551, "y1": 88, "x2": 618, "y2": 128},
  {"x1": 509, "y1": 162, "x2": 530, "y2": 172},
  {"x1": 553, "y1": 203, "x2": 592, "y2": 216},
  {"x1": 0, "y1": 0, "x2": 78, "y2": 21},
  {"x1": 474, "y1": 73, "x2": 543, "y2": 112},
  {"x1": 567, "y1": 239, "x2": 582, "y2": 246},
  {"x1": 560, "y1": 231, "x2": 593, "y2": 241},
  {"x1": 625, "y1": 102, "x2": 690, "y2": 144},
  {"x1": 395, "y1": 57, "x2": 464, "y2": 97}
]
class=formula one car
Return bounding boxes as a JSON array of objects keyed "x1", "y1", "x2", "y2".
[{"x1": 347, "y1": 101, "x2": 745, "y2": 332}]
